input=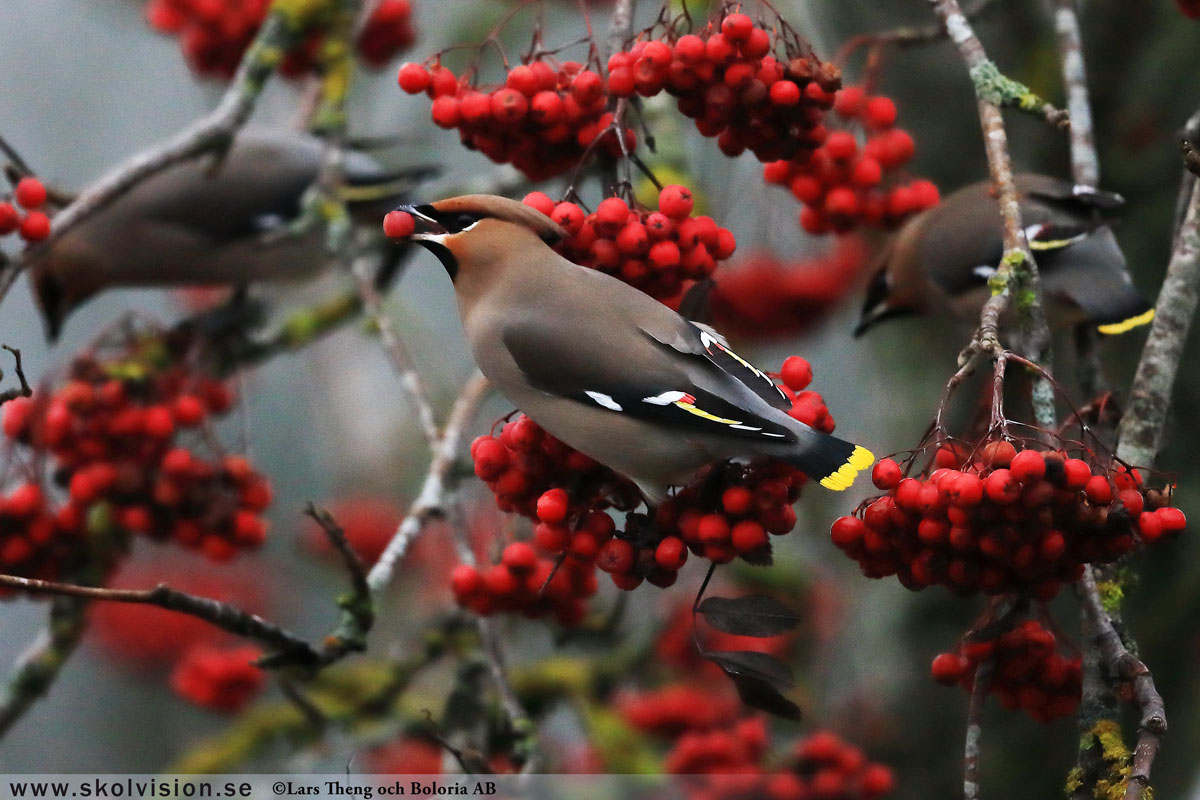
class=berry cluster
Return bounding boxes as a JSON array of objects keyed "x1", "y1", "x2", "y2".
[
  {"x1": 398, "y1": 59, "x2": 634, "y2": 181},
  {"x1": 606, "y1": 14, "x2": 842, "y2": 164},
  {"x1": 618, "y1": 684, "x2": 742, "y2": 736},
  {"x1": 0, "y1": 177, "x2": 51, "y2": 243},
  {"x1": 470, "y1": 415, "x2": 640, "y2": 519},
  {"x1": 762, "y1": 731, "x2": 896, "y2": 800},
  {"x1": 523, "y1": 185, "x2": 735, "y2": 300},
  {"x1": 1177, "y1": 0, "x2": 1200, "y2": 18},
  {"x1": 830, "y1": 441, "x2": 1185, "y2": 599},
  {"x1": 931, "y1": 619, "x2": 1081, "y2": 723},
  {"x1": 1, "y1": 337, "x2": 272, "y2": 580},
  {"x1": 145, "y1": 0, "x2": 416, "y2": 80},
  {"x1": 709, "y1": 237, "x2": 869, "y2": 338},
  {"x1": 453, "y1": 357, "x2": 841, "y2": 622},
  {"x1": 169, "y1": 644, "x2": 265, "y2": 712},
  {"x1": 763, "y1": 86, "x2": 940, "y2": 234}
]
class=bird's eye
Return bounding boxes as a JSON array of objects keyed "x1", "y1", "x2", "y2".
[{"x1": 452, "y1": 214, "x2": 479, "y2": 232}]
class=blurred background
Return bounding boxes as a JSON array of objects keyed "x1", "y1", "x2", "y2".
[{"x1": 0, "y1": 1, "x2": 1198, "y2": 797}]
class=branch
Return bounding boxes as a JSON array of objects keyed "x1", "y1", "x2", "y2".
[
  {"x1": 353, "y1": 262, "x2": 441, "y2": 446},
  {"x1": 1076, "y1": 570, "x2": 1167, "y2": 800},
  {"x1": 446, "y1": 502, "x2": 540, "y2": 772},
  {"x1": 0, "y1": 597, "x2": 88, "y2": 738},
  {"x1": 1116, "y1": 174, "x2": 1200, "y2": 467},
  {"x1": 365, "y1": 371, "x2": 491, "y2": 596},
  {"x1": 929, "y1": 0, "x2": 1056, "y2": 428},
  {"x1": 1052, "y1": 0, "x2": 1099, "y2": 188}
]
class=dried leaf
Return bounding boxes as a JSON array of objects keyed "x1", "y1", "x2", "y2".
[{"x1": 697, "y1": 594, "x2": 801, "y2": 637}]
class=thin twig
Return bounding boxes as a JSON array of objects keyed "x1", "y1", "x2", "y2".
[
  {"x1": 353, "y1": 262, "x2": 441, "y2": 446},
  {"x1": 963, "y1": 659, "x2": 992, "y2": 800},
  {"x1": 365, "y1": 372, "x2": 491, "y2": 596},
  {"x1": 0, "y1": 573, "x2": 322, "y2": 664},
  {"x1": 929, "y1": 0, "x2": 1056, "y2": 429},
  {"x1": 0, "y1": 346, "x2": 33, "y2": 406}
]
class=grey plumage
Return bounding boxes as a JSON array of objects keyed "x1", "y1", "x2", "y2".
[
  {"x1": 856, "y1": 174, "x2": 1153, "y2": 336},
  {"x1": 26, "y1": 128, "x2": 432, "y2": 340},
  {"x1": 400, "y1": 195, "x2": 873, "y2": 503}
]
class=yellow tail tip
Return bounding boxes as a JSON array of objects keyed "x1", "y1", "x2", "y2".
[
  {"x1": 819, "y1": 445, "x2": 876, "y2": 492},
  {"x1": 1097, "y1": 308, "x2": 1154, "y2": 335}
]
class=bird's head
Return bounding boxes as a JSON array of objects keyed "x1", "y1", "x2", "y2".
[
  {"x1": 25, "y1": 241, "x2": 101, "y2": 344},
  {"x1": 393, "y1": 195, "x2": 567, "y2": 281}
]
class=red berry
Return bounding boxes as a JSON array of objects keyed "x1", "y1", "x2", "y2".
[
  {"x1": 1085, "y1": 475, "x2": 1113, "y2": 505},
  {"x1": 173, "y1": 395, "x2": 206, "y2": 427},
  {"x1": 780, "y1": 356, "x2": 813, "y2": 391},
  {"x1": 769, "y1": 80, "x2": 800, "y2": 106},
  {"x1": 931, "y1": 652, "x2": 966, "y2": 685},
  {"x1": 730, "y1": 520, "x2": 767, "y2": 552},
  {"x1": 19, "y1": 211, "x2": 50, "y2": 242},
  {"x1": 658, "y1": 185, "x2": 694, "y2": 221},
  {"x1": 674, "y1": 34, "x2": 705, "y2": 63},
  {"x1": 722, "y1": 486, "x2": 753, "y2": 515},
  {"x1": 863, "y1": 96, "x2": 897, "y2": 128},
  {"x1": 872, "y1": 458, "x2": 903, "y2": 490},
  {"x1": 1010, "y1": 450, "x2": 1047, "y2": 484},
  {"x1": 1062, "y1": 459, "x2": 1091, "y2": 490},
  {"x1": 501, "y1": 541, "x2": 537, "y2": 574},
  {"x1": 830, "y1": 515, "x2": 865, "y2": 550},
  {"x1": 597, "y1": 538, "x2": 635, "y2": 573},
  {"x1": 984, "y1": 469, "x2": 1020, "y2": 505},
  {"x1": 14, "y1": 177, "x2": 47, "y2": 209},
  {"x1": 833, "y1": 86, "x2": 866, "y2": 118},
  {"x1": 654, "y1": 536, "x2": 688, "y2": 570},
  {"x1": 5, "y1": 483, "x2": 42, "y2": 518},
  {"x1": 450, "y1": 564, "x2": 482, "y2": 597},
  {"x1": 595, "y1": 197, "x2": 630, "y2": 234},
  {"x1": 824, "y1": 131, "x2": 857, "y2": 160},
  {"x1": 536, "y1": 488, "x2": 569, "y2": 524},
  {"x1": 0, "y1": 202, "x2": 18, "y2": 234},
  {"x1": 430, "y1": 96, "x2": 461, "y2": 128},
  {"x1": 720, "y1": 13, "x2": 754, "y2": 42},
  {"x1": 981, "y1": 440, "x2": 1016, "y2": 468},
  {"x1": 397, "y1": 62, "x2": 430, "y2": 93},
  {"x1": 698, "y1": 513, "x2": 730, "y2": 545}
]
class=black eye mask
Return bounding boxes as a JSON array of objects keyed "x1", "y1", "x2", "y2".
[{"x1": 414, "y1": 204, "x2": 484, "y2": 233}]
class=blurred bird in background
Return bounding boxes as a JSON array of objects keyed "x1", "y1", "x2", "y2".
[
  {"x1": 855, "y1": 174, "x2": 1153, "y2": 337},
  {"x1": 24, "y1": 128, "x2": 433, "y2": 341}
]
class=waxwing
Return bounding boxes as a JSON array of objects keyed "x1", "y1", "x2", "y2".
[
  {"x1": 396, "y1": 194, "x2": 874, "y2": 505},
  {"x1": 26, "y1": 128, "x2": 433, "y2": 341},
  {"x1": 855, "y1": 174, "x2": 1154, "y2": 337}
]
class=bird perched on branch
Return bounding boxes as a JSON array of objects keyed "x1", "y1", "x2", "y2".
[
  {"x1": 26, "y1": 128, "x2": 433, "y2": 341},
  {"x1": 395, "y1": 194, "x2": 874, "y2": 504},
  {"x1": 855, "y1": 174, "x2": 1154, "y2": 337}
]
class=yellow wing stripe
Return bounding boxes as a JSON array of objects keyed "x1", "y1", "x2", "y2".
[
  {"x1": 1028, "y1": 233, "x2": 1088, "y2": 251},
  {"x1": 1097, "y1": 308, "x2": 1155, "y2": 335},
  {"x1": 673, "y1": 400, "x2": 742, "y2": 426},
  {"x1": 819, "y1": 445, "x2": 876, "y2": 492}
]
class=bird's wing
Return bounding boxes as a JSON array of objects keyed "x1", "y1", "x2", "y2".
[
  {"x1": 1039, "y1": 227, "x2": 1154, "y2": 333},
  {"x1": 138, "y1": 132, "x2": 432, "y2": 242},
  {"x1": 1017, "y1": 174, "x2": 1125, "y2": 211},
  {"x1": 500, "y1": 314, "x2": 798, "y2": 443}
]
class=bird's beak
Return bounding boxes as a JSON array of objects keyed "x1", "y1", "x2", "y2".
[
  {"x1": 395, "y1": 204, "x2": 449, "y2": 243},
  {"x1": 853, "y1": 304, "x2": 914, "y2": 337}
]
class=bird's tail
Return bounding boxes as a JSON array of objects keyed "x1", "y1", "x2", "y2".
[{"x1": 783, "y1": 430, "x2": 875, "y2": 491}]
